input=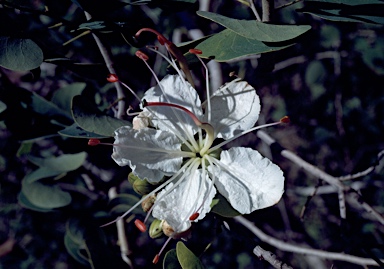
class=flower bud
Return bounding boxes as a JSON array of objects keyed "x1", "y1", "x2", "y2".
[
  {"x1": 133, "y1": 178, "x2": 155, "y2": 196},
  {"x1": 149, "y1": 219, "x2": 164, "y2": 239},
  {"x1": 128, "y1": 172, "x2": 140, "y2": 185},
  {"x1": 161, "y1": 220, "x2": 175, "y2": 238},
  {"x1": 141, "y1": 194, "x2": 156, "y2": 212}
]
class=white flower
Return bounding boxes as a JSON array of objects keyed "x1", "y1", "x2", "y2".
[{"x1": 112, "y1": 73, "x2": 285, "y2": 234}]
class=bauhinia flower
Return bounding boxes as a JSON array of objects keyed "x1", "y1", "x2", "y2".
[{"x1": 99, "y1": 29, "x2": 287, "y2": 239}]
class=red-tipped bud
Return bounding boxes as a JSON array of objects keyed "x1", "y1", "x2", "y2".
[
  {"x1": 280, "y1": 116, "x2": 290, "y2": 124},
  {"x1": 107, "y1": 74, "x2": 119, "y2": 82},
  {"x1": 135, "y1": 50, "x2": 149, "y2": 61},
  {"x1": 189, "y1": 48, "x2": 202, "y2": 55},
  {"x1": 189, "y1": 212, "x2": 199, "y2": 221},
  {"x1": 152, "y1": 254, "x2": 160, "y2": 264},
  {"x1": 134, "y1": 219, "x2": 147, "y2": 232},
  {"x1": 88, "y1": 139, "x2": 100, "y2": 146}
]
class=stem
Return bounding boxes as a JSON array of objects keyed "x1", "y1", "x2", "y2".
[
  {"x1": 261, "y1": 0, "x2": 274, "y2": 22},
  {"x1": 84, "y1": 12, "x2": 126, "y2": 119},
  {"x1": 235, "y1": 216, "x2": 383, "y2": 266}
]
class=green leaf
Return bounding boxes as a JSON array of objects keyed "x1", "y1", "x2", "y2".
[
  {"x1": 16, "y1": 142, "x2": 33, "y2": 157},
  {"x1": 17, "y1": 192, "x2": 52, "y2": 212},
  {"x1": 27, "y1": 152, "x2": 87, "y2": 172},
  {"x1": 64, "y1": 233, "x2": 90, "y2": 266},
  {"x1": 211, "y1": 193, "x2": 241, "y2": 218},
  {"x1": 0, "y1": 100, "x2": 6, "y2": 113},
  {"x1": 30, "y1": 91, "x2": 72, "y2": 120},
  {"x1": 354, "y1": 36, "x2": 384, "y2": 75},
  {"x1": 21, "y1": 180, "x2": 72, "y2": 209},
  {"x1": 59, "y1": 123, "x2": 109, "y2": 139},
  {"x1": 197, "y1": 11, "x2": 311, "y2": 42},
  {"x1": 23, "y1": 167, "x2": 65, "y2": 184},
  {"x1": 176, "y1": 242, "x2": 205, "y2": 269},
  {"x1": 72, "y1": 95, "x2": 131, "y2": 137},
  {"x1": 163, "y1": 249, "x2": 182, "y2": 269},
  {"x1": 52, "y1": 83, "x2": 86, "y2": 116},
  {"x1": 0, "y1": 37, "x2": 44, "y2": 71},
  {"x1": 298, "y1": 0, "x2": 384, "y2": 24},
  {"x1": 195, "y1": 29, "x2": 291, "y2": 62},
  {"x1": 109, "y1": 194, "x2": 142, "y2": 215}
]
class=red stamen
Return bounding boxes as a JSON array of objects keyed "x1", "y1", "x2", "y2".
[
  {"x1": 152, "y1": 254, "x2": 160, "y2": 264},
  {"x1": 189, "y1": 212, "x2": 199, "y2": 221},
  {"x1": 135, "y1": 28, "x2": 171, "y2": 45},
  {"x1": 88, "y1": 139, "x2": 100, "y2": 146},
  {"x1": 134, "y1": 219, "x2": 147, "y2": 232},
  {"x1": 135, "y1": 50, "x2": 149, "y2": 61},
  {"x1": 280, "y1": 116, "x2": 290, "y2": 124},
  {"x1": 107, "y1": 74, "x2": 119, "y2": 82},
  {"x1": 189, "y1": 48, "x2": 202, "y2": 55}
]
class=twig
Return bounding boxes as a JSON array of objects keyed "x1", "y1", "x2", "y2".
[
  {"x1": 276, "y1": 0, "x2": 303, "y2": 10},
  {"x1": 249, "y1": 0, "x2": 262, "y2": 21},
  {"x1": 261, "y1": 0, "x2": 274, "y2": 22},
  {"x1": 337, "y1": 149, "x2": 384, "y2": 181},
  {"x1": 235, "y1": 216, "x2": 383, "y2": 266},
  {"x1": 256, "y1": 130, "x2": 384, "y2": 225},
  {"x1": 84, "y1": 11, "x2": 126, "y2": 119},
  {"x1": 108, "y1": 187, "x2": 133, "y2": 268},
  {"x1": 254, "y1": 245, "x2": 293, "y2": 269}
]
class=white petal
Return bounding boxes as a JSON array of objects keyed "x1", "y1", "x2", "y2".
[
  {"x1": 152, "y1": 168, "x2": 216, "y2": 233},
  {"x1": 204, "y1": 81, "x2": 260, "y2": 139},
  {"x1": 142, "y1": 75, "x2": 203, "y2": 139},
  {"x1": 112, "y1": 126, "x2": 183, "y2": 183},
  {"x1": 208, "y1": 147, "x2": 284, "y2": 214}
]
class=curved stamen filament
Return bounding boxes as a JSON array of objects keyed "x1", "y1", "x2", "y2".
[
  {"x1": 138, "y1": 57, "x2": 200, "y2": 151},
  {"x1": 100, "y1": 158, "x2": 195, "y2": 227},
  {"x1": 146, "y1": 47, "x2": 200, "y2": 116},
  {"x1": 207, "y1": 121, "x2": 284, "y2": 154}
]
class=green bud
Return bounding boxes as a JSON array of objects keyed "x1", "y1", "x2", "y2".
[
  {"x1": 128, "y1": 172, "x2": 140, "y2": 185},
  {"x1": 133, "y1": 178, "x2": 154, "y2": 196},
  {"x1": 149, "y1": 219, "x2": 164, "y2": 239}
]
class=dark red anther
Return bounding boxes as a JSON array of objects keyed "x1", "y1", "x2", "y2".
[
  {"x1": 134, "y1": 219, "x2": 147, "y2": 232},
  {"x1": 88, "y1": 139, "x2": 101, "y2": 146},
  {"x1": 152, "y1": 254, "x2": 160, "y2": 264},
  {"x1": 189, "y1": 48, "x2": 202, "y2": 55},
  {"x1": 107, "y1": 74, "x2": 119, "y2": 82},
  {"x1": 189, "y1": 212, "x2": 200, "y2": 221},
  {"x1": 135, "y1": 50, "x2": 149, "y2": 61},
  {"x1": 280, "y1": 116, "x2": 290, "y2": 124}
]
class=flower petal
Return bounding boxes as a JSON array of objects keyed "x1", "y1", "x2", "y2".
[
  {"x1": 142, "y1": 75, "x2": 203, "y2": 139},
  {"x1": 205, "y1": 80, "x2": 260, "y2": 139},
  {"x1": 152, "y1": 168, "x2": 216, "y2": 233},
  {"x1": 208, "y1": 147, "x2": 284, "y2": 214},
  {"x1": 112, "y1": 126, "x2": 183, "y2": 183}
]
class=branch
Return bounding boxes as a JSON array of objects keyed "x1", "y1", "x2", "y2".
[
  {"x1": 108, "y1": 187, "x2": 133, "y2": 268},
  {"x1": 257, "y1": 130, "x2": 384, "y2": 225},
  {"x1": 253, "y1": 245, "x2": 293, "y2": 269},
  {"x1": 261, "y1": 0, "x2": 274, "y2": 22},
  {"x1": 84, "y1": 12, "x2": 126, "y2": 119},
  {"x1": 235, "y1": 216, "x2": 382, "y2": 266}
]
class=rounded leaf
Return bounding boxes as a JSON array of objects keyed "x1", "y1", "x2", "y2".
[
  {"x1": 0, "y1": 37, "x2": 43, "y2": 71},
  {"x1": 176, "y1": 242, "x2": 205, "y2": 269}
]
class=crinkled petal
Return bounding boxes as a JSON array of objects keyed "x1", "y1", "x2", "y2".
[
  {"x1": 152, "y1": 168, "x2": 216, "y2": 233},
  {"x1": 208, "y1": 147, "x2": 284, "y2": 214},
  {"x1": 112, "y1": 126, "x2": 183, "y2": 183},
  {"x1": 204, "y1": 80, "x2": 260, "y2": 139},
  {"x1": 142, "y1": 75, "x2": 203, "y2": 138}
]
